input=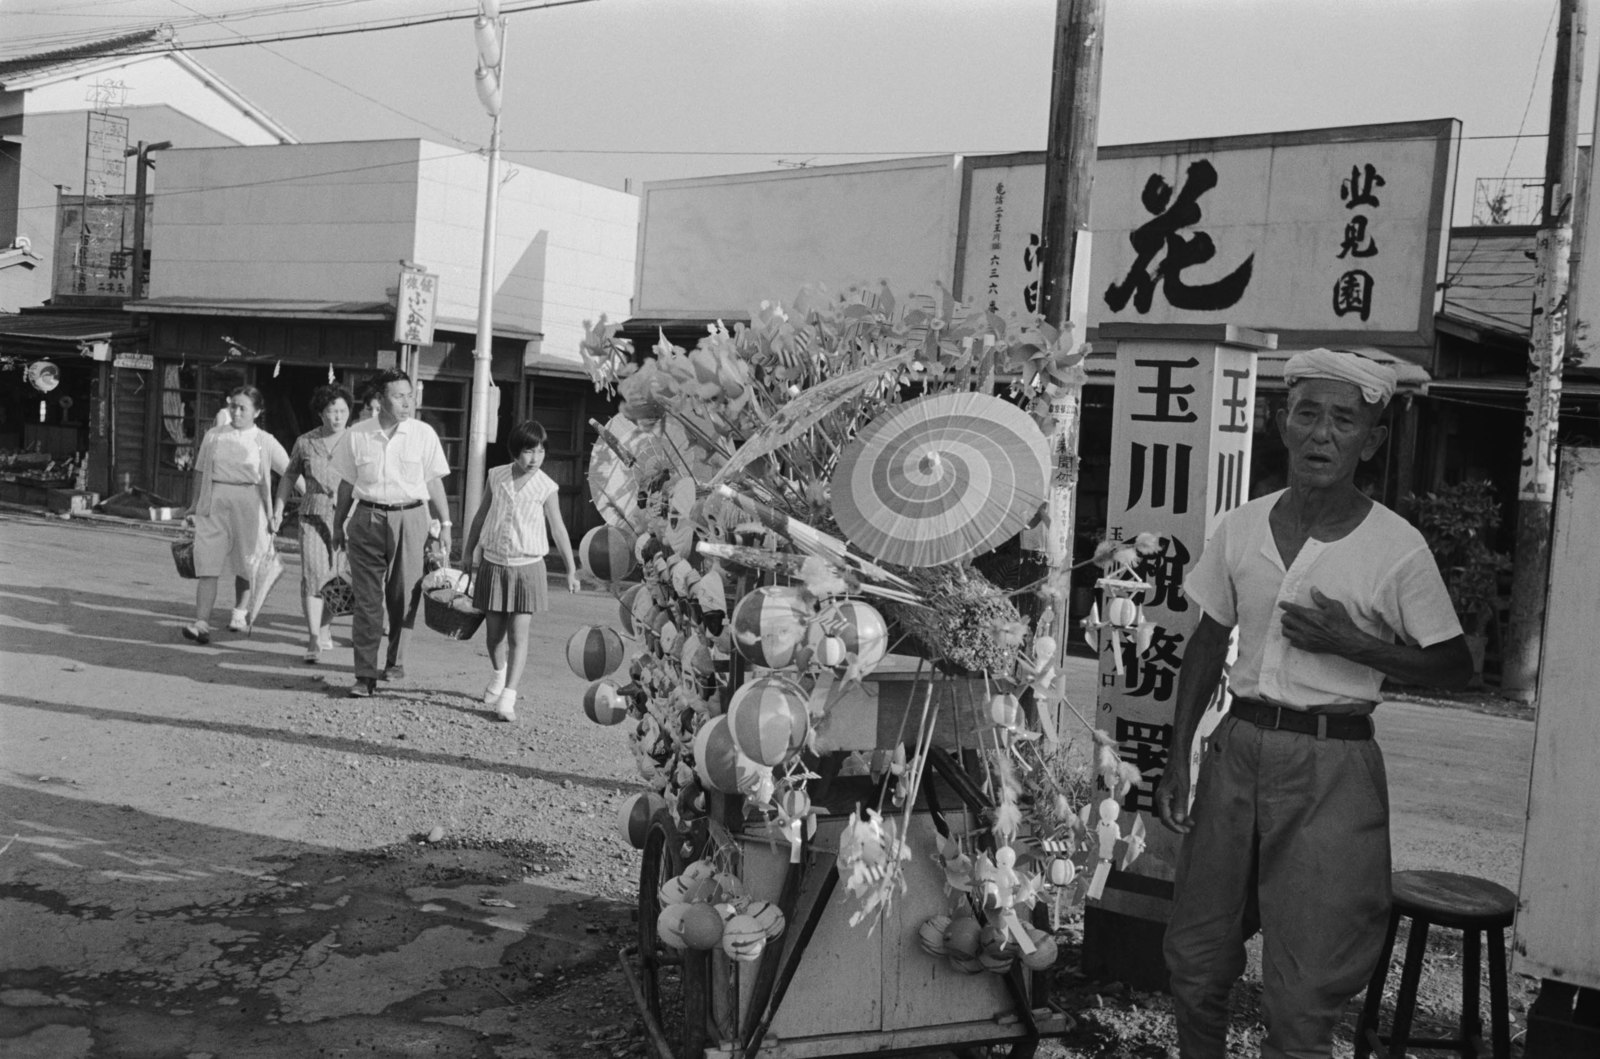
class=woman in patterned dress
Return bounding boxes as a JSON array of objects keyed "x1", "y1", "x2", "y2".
[
  {"x1": 273, "y1": 385, "x2": 353, "y2": 663},
  {"x1": 177, "y1": 386, "x2": 286, "y2": 643}
]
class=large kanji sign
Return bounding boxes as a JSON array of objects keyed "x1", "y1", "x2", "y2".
[{"x1": 956, "y1": 119, "x2": 1459, "y2": 350}]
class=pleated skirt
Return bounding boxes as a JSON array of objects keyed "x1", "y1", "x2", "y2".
[{"x1": 471, "y1": 558, "x2": 549, "y2": 614}]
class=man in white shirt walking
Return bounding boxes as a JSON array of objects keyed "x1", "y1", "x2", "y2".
[
  {"x1": 330, "y1": 370, "x2": 452, "y2": 697},
  {"x1": 1155, "y1": 349, "x2": 1474, "y2": 1059}
]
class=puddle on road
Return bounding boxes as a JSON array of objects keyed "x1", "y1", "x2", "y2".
[{"x1": 0, "y1": 841, "x2": 634, "y2": 1057}]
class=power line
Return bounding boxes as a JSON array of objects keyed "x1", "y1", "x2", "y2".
[
  {"x1": 165, "y1": 0, "x2": 481, "y2": 151},
  {"x1": 0, "y1": 0, "x2": 598, "y2": 59}
]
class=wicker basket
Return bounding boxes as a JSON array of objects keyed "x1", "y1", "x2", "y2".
[
  {"x1": 171, "y1": 537, "x2": 197, "y2": 580},
  {"x1": 423, "y1": 586, "x2": 485, "y2": 640},
  {"x1": 318, "y1": 575, "x2": 354, "y2": 618}
]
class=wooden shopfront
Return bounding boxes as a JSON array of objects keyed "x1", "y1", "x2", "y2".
[{"x1": 128, "y1": 300, "x2": 535, "y2": 522}]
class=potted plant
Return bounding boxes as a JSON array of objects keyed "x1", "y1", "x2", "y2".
[{"x1": 1408, "y1": 479, "x2": 1511, "y2": 682}]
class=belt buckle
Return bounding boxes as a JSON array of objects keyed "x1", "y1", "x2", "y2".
[{"x1": 1262, "y1": 703, "x2": 1283, "y2": 730}]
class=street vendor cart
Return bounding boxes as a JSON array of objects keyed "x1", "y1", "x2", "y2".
[{"x1": 569, "y1": 287, "x2": 1150, "y2": 1058}]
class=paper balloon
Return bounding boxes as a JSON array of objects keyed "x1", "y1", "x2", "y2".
[
  {"x1": 567, "y1": 625, "x2": 625, "y2": 681},
  {"x1": 580, "y1": 524, "x2": 638, "y2": 582},
  {"x1": 584, "y1": 680, "x2": 627, "y2": 725},
  {"x1": 726, "y1": 676, "x2": 810, "y2": 766},
  {"x1": 692, "y1": 715, "x2": 765, "y2": 794},
  {"x1": 616, "y1": 791, "x2": 667, "y2": 849},
  {"x1": 731, "y1": 586, "x2": 812, "y2": 669}
]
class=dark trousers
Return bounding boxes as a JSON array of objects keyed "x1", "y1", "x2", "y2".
[
  {"x1": 346, "y1": 503, "x2": 427, "y2": 681},
  {"x1": 1165, "y1": 714, "x2": 1393, "y2": 1059}
]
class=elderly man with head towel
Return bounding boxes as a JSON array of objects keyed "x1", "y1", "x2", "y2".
[{"x1": 1155, "y1": 348, "x2": 1474, "y2": 1059}]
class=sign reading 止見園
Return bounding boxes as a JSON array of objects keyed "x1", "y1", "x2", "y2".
[{"x1": 956, "y1": 119, "x2": 1459, "y2": 348}]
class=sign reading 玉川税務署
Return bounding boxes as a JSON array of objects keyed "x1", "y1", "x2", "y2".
[
  {"x1": 955, "y1": 119, "x2": 1459, "y2": 349},
  {"x1": 1083, "y1": 332, "x2": 1261, "y2": 946}
]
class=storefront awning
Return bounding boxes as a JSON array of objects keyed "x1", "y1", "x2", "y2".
[
  {"x1": 1086, "y1": 344, "x2": 1431, "y2": 393},
  {"x1": 127, "y1": 297, "x2": 391, "y2": 321},
  {"x1": 1425, "y1": 375, "x2": 1600, "y2": 398},
  {"x1": 0, "y1": 311, "x2": 142, "y2": 348}
]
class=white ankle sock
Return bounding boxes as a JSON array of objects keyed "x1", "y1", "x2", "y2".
[{"x1": 484, "y1": 666, "x2": 508, "y2": 702}]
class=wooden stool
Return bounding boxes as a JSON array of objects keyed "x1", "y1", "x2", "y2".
[{"x1": 1356, "y1": 870, "x2": 1517, "y2": 1059}]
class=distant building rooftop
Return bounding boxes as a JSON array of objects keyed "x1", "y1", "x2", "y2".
[
  {"x1": 0, "y1": 27, "x2": 171, "y2": 86},
  {"x1": 1440, "y1": 225, "x2": 1536, "y2": 340}
]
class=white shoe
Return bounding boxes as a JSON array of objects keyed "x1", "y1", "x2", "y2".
[
  {"x1": 227, "y1": 609, "x2": 248, "y2": 633},
  {"x1": 494, "y1": 690, "x2": 517, "y2": 722}
]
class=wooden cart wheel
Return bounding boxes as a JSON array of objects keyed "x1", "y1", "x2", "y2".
[{"x1": 637, "y1": 814, "x2": 711, "y2": 1058}]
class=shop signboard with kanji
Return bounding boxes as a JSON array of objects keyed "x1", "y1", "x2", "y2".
[
  {"x1": 395, "y1": 268, "x2": 439, "y2": 347},
  {"x1": 1092, "y1": 335, "x2": 1260, "y2": 926},
  {"x1": 956, "y1": 119, "x2": 1458, "y2": 349}
]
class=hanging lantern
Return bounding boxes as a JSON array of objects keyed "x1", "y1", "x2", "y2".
[
  {"x1": 730, "y1": 586, "x2": 813, "y2": 669},
  {"x1": 581, "y1": 525, "x2": 638, "y2": 583},
  {"x1": 726, "y1": 676, "x2": 810, "y2": 766},
  {"x1": 583, "y1": 680, "x2": 627, "y2": 725},
  {"x1": 615, "y1": 791, "x2": 667, "y2": 849},
  {"x1": 566, "y1": 625, "x2": 625, "y2": 681}
]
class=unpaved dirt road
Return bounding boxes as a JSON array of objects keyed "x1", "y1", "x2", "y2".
[{"x1": 0, "y1": 513, "x2": 1537, "y2": 1058}]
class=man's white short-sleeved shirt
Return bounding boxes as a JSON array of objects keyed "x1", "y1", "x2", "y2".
[
  {"x1": 329, "y1": 417, "x2": 450, "y2": 504},
  {"x1": 1185, "y1": 490, "x2": 1462, "y2": 709}
]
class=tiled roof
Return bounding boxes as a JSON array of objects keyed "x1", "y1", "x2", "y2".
[
  {"x1": 1440, "y1": 225, "x2": 1537, "y2": 338},
  {"x1": 0, "y1": 28, "x2": 168, "y2": 85}
]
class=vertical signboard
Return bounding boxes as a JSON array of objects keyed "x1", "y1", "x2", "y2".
[
  {"x1": 395, "y1": 268, "x2": 440, "y2": 347},
  {"x1": 64, "y1": 112, "x2": 131, "y2": 298},
  {"x1": 1088, "y1": 334, "x2": 1260, "y2": 945}
]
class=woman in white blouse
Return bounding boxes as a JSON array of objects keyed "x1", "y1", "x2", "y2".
[
  {"x1": 460, "y1": 420, "x2": 581, "y2": 721},
  {"x1": 177, "y1": 386, "x2": 287, "y2": 643}
]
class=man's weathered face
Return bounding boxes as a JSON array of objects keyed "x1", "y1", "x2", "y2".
[{"x1": 1277, "y1": 378, "x2": 1387, "y2": 491}]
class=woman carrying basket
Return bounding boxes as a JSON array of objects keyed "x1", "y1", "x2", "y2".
[
  {"x1": 272, "y1": 384, "x2": 352, "y2": 663},
  {"x1": 177, "y1": 385, "x2": 288, "y2": 643},
  {"x1": 460, "y1": 421, "x2": 582, "y2": 722}
]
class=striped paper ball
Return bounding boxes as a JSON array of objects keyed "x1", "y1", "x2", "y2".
[
  {"x1": 581, "y1": 524, "x2": 638, "y2": 582},
  {"x1": 692, "y1": 716, "x2": 764, "y2": 794},
  {"x1": 618, "y1": 584, "x2": 646, "y2": 636},
  {"x1": 827, "y1": 600, "x2": 888, "y2": 670},
  {"x1": 746, "y1": 900, "x2": 786, "y2": 940},
  {"x1": 721, "y1": 914, "x2": 767, "y2": 961},
  {"x1": 567, "y1": 625, "x2": 625, "y2": 681},
  {"x1": 584, "y1": 681, "x2": 627, "y2": 725},
  {"x1": 1020, "y1": 927, "x2": 1059, "y2": 971},
  {"x1": 918, "y1": 914, "x2": 951, "y2": 957},
  {"x1": 948, "y1": 954, "x2": 986, "y2": 975},
  {"x1": 616, "y1": 791, "x2": 667, "y2": 849},
  {"x1": 655, "y1": 903, "x2": 692, "y2": 950},
  {"x1": 731, "y1": 587, "x2": 813, "y2": 669},
  {"x1": 980, "y1": 951, "x2": 1014, "y2": 974},
  {"x1": 726, "y1": 676, "x2": 810, "y2": 766},
  {"x1": 942, "y1": 915, "x2": 982, "y2": 958}
]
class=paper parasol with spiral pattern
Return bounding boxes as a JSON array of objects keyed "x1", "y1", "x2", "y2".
[{"x1": 829, "y1": 391, "x2": 1050, "y2": 568}]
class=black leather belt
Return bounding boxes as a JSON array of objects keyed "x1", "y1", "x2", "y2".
[
  {"x1": 357, "y1": 499, "x2": 424, "y2": 512},
  {"x1": 1230, "y1": 697, "x2": 1375, "y2": 740}
]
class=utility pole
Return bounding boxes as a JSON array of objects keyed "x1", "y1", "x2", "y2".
[
  {"x1": 464, "y1": 0, "x2": 507, "y2": 537},
  {"x1": 1037, "y1": 0, "x2": 1105, "y2": 674},
  {"x1": 125, "y1": 139, "x2": 171, "y2": 302},
  {"x1": 1504, "y1": 0, "x2": 1586, "y2": 703}
]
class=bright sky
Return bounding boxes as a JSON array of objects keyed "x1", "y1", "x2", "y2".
[{"x1": 3, "y1": 0, "x2": 1597, "y2": 225}]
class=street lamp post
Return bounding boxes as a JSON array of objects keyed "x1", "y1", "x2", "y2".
[{"x1": 463, "y1": 0, "x2": 507, "y2": 537}]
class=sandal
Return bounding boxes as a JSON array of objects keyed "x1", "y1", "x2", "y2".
[
  {"x1": 181, "y1": 622, "x2": 211, "y2": 645},
  {"x1": 303, "y1": 643, "x2": 321, "y2": 664}
]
